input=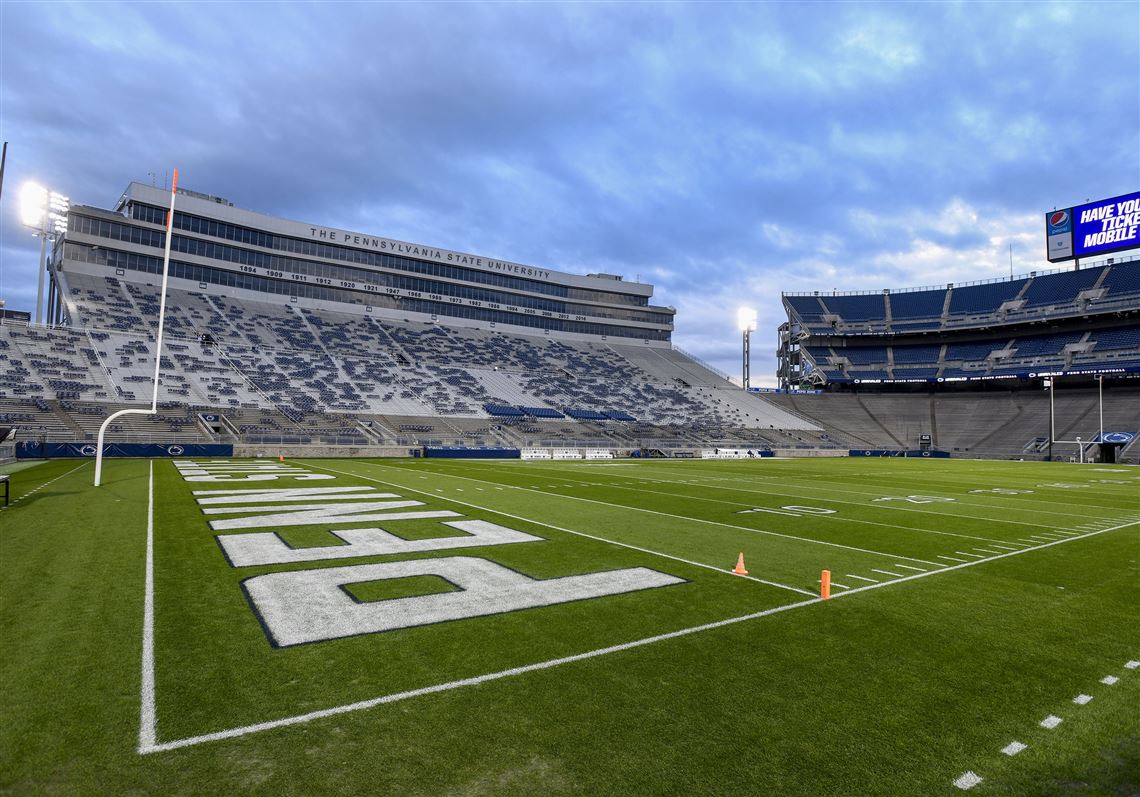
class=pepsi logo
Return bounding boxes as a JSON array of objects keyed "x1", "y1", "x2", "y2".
[{"x1": 1049, "y1": 210, "x2": 1068, "y2": 226}]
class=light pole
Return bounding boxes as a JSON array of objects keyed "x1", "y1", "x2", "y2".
[
  {"x1": 737, "y1": 307, "x2": 757, "y2": 390},
  {"x1": 19, "y1": 182, "x2": 69, "y2": 326}
]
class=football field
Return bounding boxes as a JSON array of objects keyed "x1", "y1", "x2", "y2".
[{"x1": 2, "y1": 455, "x2": 1137, "y2": 795}]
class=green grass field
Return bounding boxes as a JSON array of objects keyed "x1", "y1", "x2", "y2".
[{"x1": 1, "y1": 455, "x2": 1137, "y2": 796}]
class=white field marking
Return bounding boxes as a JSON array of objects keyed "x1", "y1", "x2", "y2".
[
  {"x1": 988, "y1": 544, "x2": 1019, "y2": 551},
  {"x1": 938, "y1": 555, "x2": 969, "y2": 563},
  {"x1": 304, "y1": 463, "x2": 817, "y2": 597},
  {"x1": 955, "y1": 552, "x2": 986, "y2": 559},
  {"x1": 1040, "y1": 715, "x2": 1063, "y2": 729},
  {"x1": 954, "y1": 771, "x2": 983, "y2": 790},
  {"x1": 1101, "y1": 675, "x2": 1119, "y2": 685},
  {"x1": 1126, "y1": 661, "x2": 1140, "y2": 669},
  {"x1": 622, "y1": 463, "x2": 1129, "y2": 516},
  {"x1": 846, "y1": 574, "x2": 879, "y2": 583},
  {"x1": 350, "y1": 462, "x2": 945, "y2": 566},
  {"x1": 1073, "y1": 694, "x2": 1093, "y2": 705},
  {"x1": 971, "y1": 548, "x2": 1004, "y2": 555},
  {"x1": 138, "y1": 462, "x2": 156, "y2": 752},
  {"x1": 893, "y1": 564, "x2": 927, "y2": 572},
  {"x1": 141, "y1": 465, "x2": 1139, "y2": 755},
  {"x1": 1001, "y1": 741, "x2": 1027, "y2": 756},
  {"x1": 139, "y1": 593, "x2": 821, "y2": 754},
  {"x1": 0, "y1": 461, "x2": 88, "y2": 510},
  {"x1": 532, "y1": 463, "x2": 1086, "y2": 529},
  {"x1": 871, "y1": 569, "x2": 905, "y2": 578}
]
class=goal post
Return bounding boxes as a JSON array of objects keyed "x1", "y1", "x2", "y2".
[{"x1": 94, "y1": 169, "x2": 179, "y2": 487}]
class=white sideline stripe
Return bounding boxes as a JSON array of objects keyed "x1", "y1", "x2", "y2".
[
  {"x1": 954, "y1": 771, "x2": 983, "y2": 790},
  {"x1": 1073, "y1": 694, "x2": 1093, "y2": 705},
  {"x1": 846, "y1": 574, "x2": 878, "y2": 583},
  {"x1": 1001, "y1": 740, "x2": 1027, "y2": 756},
  {"x1": 307, "y1": 464, "x2": 817, "y2": 597},
  {"x1": 0, "y1": 461, "x2": 88, "y2": 510},
  {"x1": 938, "y1": 555, "x2": 968, "y2": 563},
  {"x1": 871, "y1": 569, "x2": 904, "y2": 578},
  {"x1": 141, "y1": 593, "x2": 823, "y2": 753},
  {"x1": 138, "y1": 462, "x2": 156, "y2": 752},
  {"x1": 1040, "y1": 715, "x2": 1063, "y2": 729},
  {"x1": 893, "y1": 564, "x2": 927, "y2": 572},
  {"x1": 353, "y1": 462, "x2": 944, "y2": 566},
  {"x1": 1101, "y1": 675, "x2": 1119, "y2": 685},
  {"x1": 533, "y1": 462, "x2": 1077, "y2": 538},
  {"x1": 140, "y1": 463, "x2": 1140, "y2": 755}
]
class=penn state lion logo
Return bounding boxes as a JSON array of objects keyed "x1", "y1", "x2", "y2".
[
  {"x1": 80, "y1": 444, "x2": 98, "y2": 457},
  {"x1": 167, "y1": 445, "x2": 185, "y2": 456}
]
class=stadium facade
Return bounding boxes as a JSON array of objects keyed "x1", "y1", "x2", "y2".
[
  {"x1": 2, "y1": 180, "x2": 1138, "y2": 463},
  {"x1": 50, "y1": 183, "x2": 675, "y2": 343}
]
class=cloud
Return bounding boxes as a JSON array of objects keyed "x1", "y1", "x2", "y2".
[{"x1": 1, "y1": 1, "x2": 1137, "y2": 386}]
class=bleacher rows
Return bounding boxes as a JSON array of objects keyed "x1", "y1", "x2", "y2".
[
  {"x1": 785, "y1": 259, "x2": 1140, "y2": 334},
  {"x1": 0, "y1": 271, "x2": 818, "y2": 446},
  {"x1": 804, "y1": 326, "x2": 1140, "y2": 382}
]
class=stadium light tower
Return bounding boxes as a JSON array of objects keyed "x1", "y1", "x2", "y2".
[
  {"x1": 737, "y1": 306, "x2": 757, "y2": 390},
  {"x1": 94, "y1": 169, "x2": 179, "y2": 487},
  {"x1": 19, "y1": 181, "x2": 69, "y2": 325}
]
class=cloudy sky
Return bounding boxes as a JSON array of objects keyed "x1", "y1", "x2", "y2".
[{"x1": 1, "y1": 2, "x2": 1137, "y2": 384}]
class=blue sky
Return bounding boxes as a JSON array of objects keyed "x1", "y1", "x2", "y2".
[{"x1": 1, "y1": 1, "x2": 1137, "y2": 384}]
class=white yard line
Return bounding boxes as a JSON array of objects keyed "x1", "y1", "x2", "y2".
[
  {"x1": 524, "y1": 462, "x2": 1086, "y2": 529},
  {"x1": 0, "y1": 461, "x2": 88, "y2": 510},
  {"x1": 139, "y1": 462, "x2": 157, "y2": 753},
  {"x1": 871, "y1": 569, "x2": 904, "y2": 578},
  {"x1": 937, "y1": 555, "x2": 968, "y2": 563},
  {"x1": 353, "y1": 462, "x2": 945, "y2": 566},
  {"x1": 139, "y1": 459, "x2": 1140, "y2": 755},
  {"x1": 846, "y1": 574, "x2": 879, "y2": 583},
  {"x1": 308, "y1": 463, "x2": 817, "y2": 598},
  {"x1": 616, "y1": 464, "x2": 1129, "y2": 520},
  {"x1": 893, "y1": 564, "x2": 927, "y2": 572}
]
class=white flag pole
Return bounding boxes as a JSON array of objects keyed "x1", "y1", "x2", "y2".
[{"x1": 95, "y1": 169, "x2": 178, "y2": 486}]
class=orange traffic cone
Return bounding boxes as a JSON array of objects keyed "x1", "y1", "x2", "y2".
[{"x1": 732, "y1": 551, "x2": 749, "y2": 576}]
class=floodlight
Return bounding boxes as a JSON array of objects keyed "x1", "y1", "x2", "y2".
[
  {"x1": 19, "y1": 182, "x2": 48, "y2": 227},
  {"x1": 737, "y1": 306, "x2": 757, "y2": 332}
]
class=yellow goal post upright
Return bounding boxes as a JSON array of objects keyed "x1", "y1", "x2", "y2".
[{"x1": 94, "y1": 169, "x2": 179, "y2": 487}]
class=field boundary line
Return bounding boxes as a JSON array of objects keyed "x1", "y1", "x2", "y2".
[
  {"x1": 524, "y1": 463, "x2": 1079, "y2": 529},
  {"x1": 307, "y1": 463, "x2": 817, "y2": 597},
  {"x1": 0, "y1": 461, "x2": 88, "y2": 511},
  {"x1": 355, "y1": 461, "x2": 944, "y2": 565},
  {"x1": 619, "y1": 463, "x2": 1132, "y2": 520},
  {"x1": 140, "y1": 473, "x2": 1138, "y2": 755},
  {"x1": 139, "y1": 462, "x2": 157, "y2": 753},
  {"x1": 489, "y1": 470, "x2": 1050, "y2": 548}
]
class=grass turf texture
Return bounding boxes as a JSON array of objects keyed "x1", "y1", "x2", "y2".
[{"x1": 0, "y1": 456, "x2": 1136, "y2": 795}]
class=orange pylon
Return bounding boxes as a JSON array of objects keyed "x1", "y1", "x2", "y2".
[
  {"x1": 820, "y1": 569, "x2": 831, "y2": 600},
  {"x1": 733, "y1": 551, "x2": 749, "y2": 576},
  {"x1": 278, "y1": 453, "x2": 284, "y2": 463}
]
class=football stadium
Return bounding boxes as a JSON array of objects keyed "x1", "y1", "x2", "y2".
[{"x1": 1, "y1": 175, "x2": 1138, "y2": 796}]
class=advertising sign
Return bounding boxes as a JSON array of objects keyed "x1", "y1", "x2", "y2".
[{"x1": 1048, "y1": 190, "x2": 1140, "y2": 262}]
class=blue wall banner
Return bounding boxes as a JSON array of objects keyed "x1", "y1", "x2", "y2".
[
  {"x1": 17, "y1": 442, "x2": 234, "y2": 459},
  {"x1": 423, "y1": 447, "x2": 520, "y2": 459},
  {"x1": 848, "y1": 449, "x2": 950, "y2": 458}
]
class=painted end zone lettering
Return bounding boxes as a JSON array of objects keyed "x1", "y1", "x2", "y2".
[
  {"x1": 218, "y1": 519, "x2": 544, "y2": 567},
  {"x1": 243, "y1": 557, "x2": 685, "y2": 647}
]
